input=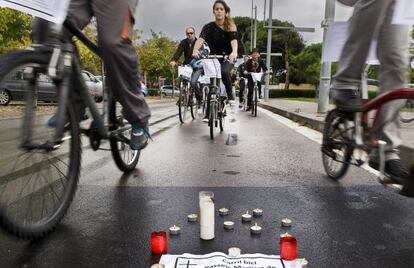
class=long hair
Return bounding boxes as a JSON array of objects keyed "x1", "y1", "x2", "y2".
[{"x1": 213, "y1": 0, "x2": 235, "y2": 32}]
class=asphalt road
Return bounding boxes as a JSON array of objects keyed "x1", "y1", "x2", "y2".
[{"x1": 1, "y1": 103, "x2": 414, "y2": 268}]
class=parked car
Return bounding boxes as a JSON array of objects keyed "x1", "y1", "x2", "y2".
[
  {"x1": 0, "y1": 69, "x2": 103, "y2": 105},
  {"x1": 159, "y1": 85, "x2": 180, "y2": 97}
]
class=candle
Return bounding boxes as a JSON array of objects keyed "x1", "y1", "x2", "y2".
[
  {"x1": 223, "y1": 221, "x2": 234, "y2": 230},
  {"x1": 199, "y1": 191, "x2": 215, "y2": 240},
  {"x1": 228, "y1": 247, "x2": 241, "y2": 257},
  {"x1": 219, "y1": 207, "x2": 229, "y2": 216},
  {"x1": 151, "y1": 264, "x2": 165, "y2": 268},
  {"x1": 280, "y1": 232, "x2": 297, "y2": 260},
  {"x1": 242, "y1": 211, "x2": 252, "y2": 222},
  {"x1": 169, "y1": 225, "x2": 181, "y2": 235},
  {"x1": 253, "y1": 208, "x2": 263, "y2": 217},
  {"x1": 250, "y1": 222, "x2": 262, "y2": 235},
  {"x1": 151, "y1": 231, "x2": 168, "y2": 255},
  {"x1": 187, "y1": 214, "x2": 198, "y2": 222},
  {"x1": 281, "y1": 218, "x2": 292, "y2": 227}
]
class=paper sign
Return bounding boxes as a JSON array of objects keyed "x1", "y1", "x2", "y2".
[
  {"x1": 392, "y1": 0, "x2": 414, "y2": 25},
  {"x1": 321, "y1": 21, "x2": 379, "y2": 64},
  {"x1": 0, "y1": 0, "x2": 70, "y2": 24},
  {"x1": 160, "y1": 252, "x2": 292, "y2": 268},
  {"x1": 201, "y1": 59, "x2": 222, "y2": 79}
]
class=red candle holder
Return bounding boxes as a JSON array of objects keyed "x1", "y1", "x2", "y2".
[
  {"x1": 280, "y1": 233, "x2": 297, "y2": 260},
  {"x1": 151, "y1": 231, "x2": 168, "y2": 254}
]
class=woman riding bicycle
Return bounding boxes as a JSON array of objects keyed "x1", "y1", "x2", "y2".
[{"x1": 191, "y1": 0, "x2": 238, "y2": 122}]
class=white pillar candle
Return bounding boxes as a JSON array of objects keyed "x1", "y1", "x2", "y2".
[{"x1": 199, "y1": 191, "x2": 215, "y2": 240}]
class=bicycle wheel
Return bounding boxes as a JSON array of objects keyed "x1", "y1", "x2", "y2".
[
  {"x1": 243, "y1": 85, "x2": 248, "y2": 111},
  {"x1": 0, "y1": 50, "x2": 81, "y2": 239},
  {"x1": 400, "y1": 100, "x2": 414, "y2": 123},
  {"x1": 321, "y1": 109, "x2": 352, "y2": 180},
  {"x1": 253, "y1": 86, "x2": 258, "y2": 117},
  {"x1": 219, "y1": 101, "x2": 226, "y2": 132},
  {"x1": 202, "y1": 85, "x2": 209, "y2": 116},
  {"x1": 209, "y1": 101, "x2": 216, "y2": 140},
  {"x1": 178, "y1": 82, "x2": 189, "y2": 123},
  {"x1": 190, "y1": 87, "x2": 201, "y2": 120},
  {"x1": 109, "y1": 100, "x2": 140, "y2": 172}
]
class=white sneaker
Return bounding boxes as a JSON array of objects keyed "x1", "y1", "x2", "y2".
[
  {"x1": 228, "y1": 100, "x2": 236, "y2": 105},
  {"x1": 202, "y1": 117, "x2": 209, "y2": 123}
]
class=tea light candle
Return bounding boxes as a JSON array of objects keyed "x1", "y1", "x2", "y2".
[
  {"x1": 242, "y1": 211, "x2": 252, "y2": 222},
  {"x1": 250, "y1": 222, "x2": 262, "y2": 235},
  {"x1": 295, "y1": 258, "x2": 308, "y2": 268},
  {"x1": 219, "y1": 207, "x2": 229, "y2": 216},
  {"x1": 169, "y1": 225, "x2": 181, "y2": 235},
  {"x1": 151, "y1": 231, "x2": 168, "y2": 254},
  {"x1": 253, "y1": 208, "x2": 263, "y2": 217},
  {"x1": 281, "y1": 218, "x2": 292, "y2": 227},
  {"x1": 187, "y1": 214, "x2": 198, "y2": 222},
  {"x1": 151, "y1": 264, "x2": 165, "y2": 268},
  {"x1": 223, "y1": 221, "x2": 235, "y2": 230},
  {"x1": 280, "y1": 232, "x2": 297, "y2": 261},
  {"x1": 228, "y1": 247, "x2": 241, "y2": 257}
]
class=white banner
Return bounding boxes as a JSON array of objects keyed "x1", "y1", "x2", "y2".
[
  {"x1": 392, "y1": 0, "x2": 414, "y2": 25},
  {"x1": 321, "y1": 21, "x2": 379, "y2": 64},
  {"x1": 160, "y1": 252, "x2": 299, "y2": 268},
  {"x1": 0, "y1": 0, "x2": 70, "y2": 24}
]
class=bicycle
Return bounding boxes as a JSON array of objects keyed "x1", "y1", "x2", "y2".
[
  {"x1": 321, "y1": 88, "x2": 414, "y2": 195},
  {"x1": 200, "y1": 55, "x2": 228, "y2": 140},
  {"x1": 177, "y1": 65, "x2": 199, "y2": 123},
  {"x1": 249, "y1": 72, "x2": 264, "y2": 117},
  {"x1": 0, "y1": 18, "x2": 143, "y2": 239}
]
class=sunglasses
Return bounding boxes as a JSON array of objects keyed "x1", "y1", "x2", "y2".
[{"x1": 186, "y1": 32, "x2": 194, "y2": 35}]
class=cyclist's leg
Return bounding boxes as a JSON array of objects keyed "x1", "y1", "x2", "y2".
[
  {"x1": 374, "y1": 3, "x2": 409, "y2": 162},
  {"x1": 190, "y1": 68, "x2": 203, "y2": 102},
  {"x1": 92, "y1": 0, "x2": 150, "y2": 130},
  {"x1": 258, "y1": 82, "x2": 262, "y2": 98},
  {"x1": 239, "y1": 79, "x2": 245, "y2": 103},
  {"x1": 331, "y1": 0, "x2": 391, "y2": 108},
  {"x1": 247, "y1": 77, "x2": 254, "y2": 109},
  {"x1": 220, "y1": 61, "x2": 235, "y2": 100}
]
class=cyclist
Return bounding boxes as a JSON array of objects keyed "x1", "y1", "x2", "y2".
[
  {"x1": 245, "y1": 48, "x2": 267, "y2": 112},
  {"x1": 32, "y1": 0, "x2": 151, "y2": 150},
  {"x1": 192, "y1": 0, "x2": 238, "y2": 122},
  {"x1": 170, "y1": 27, "x2": 197, "y2": 68},
  {"x1": 236, "y1": 55, "x2": 249, "y2": 109},
  {"x1": 331, "y1": 0, "x2": 412, "y2": 195}
]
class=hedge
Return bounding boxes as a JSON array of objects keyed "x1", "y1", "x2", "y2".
[{"x1": 268, "y1": 89, "x2": 379, "y2": 99}]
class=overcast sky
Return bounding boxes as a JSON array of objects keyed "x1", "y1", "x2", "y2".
[{"x1": 135, "y1": 0, "x2": 354, "y2": 45}]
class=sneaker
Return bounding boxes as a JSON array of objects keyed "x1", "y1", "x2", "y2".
[
  {"x1": 331, "y1": 88, "x2": 363, "y2": 111},
  {"x1": 202, "y1": 116, "x2": 209, "y2": 123},
  {"x1": 369, "y1": 159, "x2": 409, "y2": 184},
  {"x1": 130, "y1": 126, "x2": 149, "y2": 150},
  {"x1": 246, "y1": 106, "x2": 251, "y2": 112},
  {"x1": 228, "y1": 99, "x2": 236, "y2": 105},
  {"x1": 47, "y1": 112, "x2": 88, "y2": 128},
  {"x1": 238, "y1": 103, "x2": 243, "y2": 109}
]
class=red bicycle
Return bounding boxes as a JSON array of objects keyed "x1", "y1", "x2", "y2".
[{"x1": 321, "y1": 88, "x2": 414, "y2": 195}]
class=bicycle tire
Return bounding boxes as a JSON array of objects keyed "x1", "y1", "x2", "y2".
[
  {"x1": 178, "y1": 82, "x2": 189, "y2": 123},
  {"x1": 321, "y1": 109, "x2": 352, "y2": 180},
  {"x1": 254, "y1": 86, "x2": 258, "y2": 117},
  {"x1": 0, "y1": 50, "x2": 81, "y2": 239},
  {"x1": 210, "y1": 101, "x2": 215, "y2": 140},
  {"x1": 109, "y1": 100, "x2": 140, "y2": 172},
  {"x1": 219, "y1": 103, "x2": 225, "y2": 132},
  {"x1": 190, "y1": 87, "x2": 199, "y2": 120}
]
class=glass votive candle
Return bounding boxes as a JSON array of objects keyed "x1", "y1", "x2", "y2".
[
  {"x1": 280, "y1": 232, "x2": 297, "y2": 260},
  {"x1": 151, "y1": 231, "x2": 168, "y2": 254}
]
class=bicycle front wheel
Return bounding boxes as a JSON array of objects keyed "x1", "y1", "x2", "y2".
[
  {"x1": 209, "y1": 101, "x2": 216, "y2": 140},
  {"x1": 109, "y1": 100, "x2": 140, "y2": 172},
  {"x1": 0, "y1": 50, "x2": 81, "y2": 239},
  {"x1": 254, "y1": 86, "x2": 258, "y2": 117},
  {"x1": 178, "y1": 82, "x2": 189, "y2": 123}
]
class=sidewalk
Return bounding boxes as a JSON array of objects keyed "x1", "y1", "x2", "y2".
[{"x1": 259, "y1": 99, "x2": 414, "y2": 166}]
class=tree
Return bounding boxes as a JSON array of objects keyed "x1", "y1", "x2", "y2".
[
  {"x1": 291, "y1": 43, "x2": 322, "y2": 87},
  {"x1": 0, "y1": 8, "x2": 32, "y2": 53}
]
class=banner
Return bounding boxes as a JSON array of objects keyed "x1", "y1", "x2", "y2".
[
  {"x1": 0, "y1": 0, "x2": 70, "y2": 24},
  {"x1": 392, "y1": 0, "x2": 414, "y2": 25}
]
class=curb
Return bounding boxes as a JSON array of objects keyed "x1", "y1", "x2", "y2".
[{"x1": 259, "y1": 102, "x2": 414, "y2": 167}]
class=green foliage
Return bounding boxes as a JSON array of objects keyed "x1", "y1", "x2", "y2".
[
  {"x1": 76, "y1": 24, "x2": 101, "y2": 75},
  {"x1": 290, "y1": 43, "x2": 322, "y2": 85},
  {"x1": 137, "y1": 31, "x2": 177, "y2": 79},
  {"x1": 0, "y1": 8, "x2": 32, "y2": 53}
]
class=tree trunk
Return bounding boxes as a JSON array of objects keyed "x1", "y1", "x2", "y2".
[{"x1": 284, "y1": 41, "x2": 290, "y2": 90}]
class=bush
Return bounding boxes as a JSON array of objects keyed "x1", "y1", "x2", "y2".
[
  {"x1": 269, "y1": 89, "x2": 316, "y2": 98},
  {"x1": 148, "y1": 89, "x2": 160, "y2": 96}
]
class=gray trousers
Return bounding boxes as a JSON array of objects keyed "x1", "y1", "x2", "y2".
[
  {"x1": 68, "y1": 0, "x2": 150, "y2": 127},
  {"x1": 332, "y1": 0, "x2": 410, "y2": 160}
]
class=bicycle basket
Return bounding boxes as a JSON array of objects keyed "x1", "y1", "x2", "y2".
[
  {"x1": 178, "y1": 65, "x2": 193, "y2": 80},
  {"x1": 201, "y1": 59, "x2": 221, "y2": 79},
  {"x1": 251, "y1": 72, "x2": 263, "y2": 83}
]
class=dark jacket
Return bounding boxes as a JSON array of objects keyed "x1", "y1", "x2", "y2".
[
  {"x1": 171, "y1": 38, "x2": 197, "y2": 65},
  {"x1": 236, "y1": 63, "x2": 248, "y2": 78},
  {"x1": 245, "y1": 59, "x2": 267, "y2": 73}
]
